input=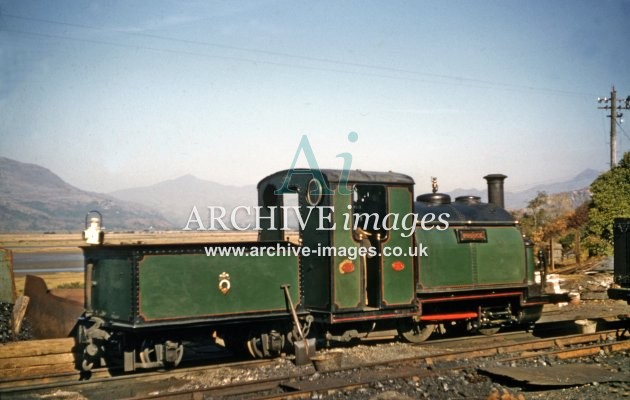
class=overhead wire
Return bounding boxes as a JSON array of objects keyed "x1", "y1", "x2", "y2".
[
  {"x1": 2, "y1": 27, "x2": 509, "y2": 90},
  {"x1": 0, "y1": 12, "x2": 595, "y2": 97},
  {"x1": 617, "y1": 120, "x2": 630, "y2": 155}
]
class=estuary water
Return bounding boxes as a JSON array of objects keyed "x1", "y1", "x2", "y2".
[{"x1": 10, "y1": 251, "x2": 84, "y2": 276}]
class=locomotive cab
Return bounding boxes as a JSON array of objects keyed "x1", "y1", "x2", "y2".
[{"x1": 257, "y1": 169, "x2": 420, "y2": 340}]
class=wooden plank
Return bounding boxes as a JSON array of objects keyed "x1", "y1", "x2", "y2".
[
  {"x1": 554, "y1": 333, "x2": 602, "y2": 347},
  {"x1": 0, "y1": 363, "x2": 77, "y2": 384},
  {"x1": 0, "y1": 353, "x2": 75, "y2": 370},
  {"x1": 0, "y1": 338, "x2": 75, "y2": 358},
  {"x1": 610, "y1": 340, "x2": 630, "y2": 352},
  {"x1": 11, "y1": 295, "x2": 29, "y2": 336},
  {"x1": 555, "y1": 347, "x2": 600, "y2": 360}
]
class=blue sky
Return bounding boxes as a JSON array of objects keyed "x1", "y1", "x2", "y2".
[{"x1": 1, "y1": 1, "x2": 629, "y2": 194}]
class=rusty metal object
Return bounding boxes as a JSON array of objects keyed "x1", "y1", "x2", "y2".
[
  {"x1": 23, "y1": 275, "x2": 83, "y2": 339},
  {"x1": 480, "y1": 364, "x2": 628, "y2": 387},
  {"x1": 281, "y1": 284, "x2": 315, "y2": 365}
]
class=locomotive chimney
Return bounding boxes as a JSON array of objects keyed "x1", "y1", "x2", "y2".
[{"x1": 483, "y1": 174, "x2": 507, "y2": 208}]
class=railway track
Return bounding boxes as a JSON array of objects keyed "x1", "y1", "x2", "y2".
[
  {"x1": 2, "y1": 311, "x2": 623, "y2": 389},
  {"x1": 149, "y1": 328, "x2": 630, "y2": 400},
  {"x1": 1, "y1": 317, "x2": 628, "y2": 400}
]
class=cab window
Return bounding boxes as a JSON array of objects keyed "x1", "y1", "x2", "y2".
[{"x1": 352, "y1": 184, "x2": 388, "y2": 240}]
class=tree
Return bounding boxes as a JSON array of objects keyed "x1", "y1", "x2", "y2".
[
  {"x1": 567, "y1": 201, "x2": 590, "y2": 230},
  {"x1": 527, "y1": 191, "x2": 548, "y2": 231},
  {"x1": 586, "y1": 151, "x2": 630, "y2": 255},
  {"x1": 566, "y1": 201, "x2": 590, "y2": 263},
  {"x1": 514, "y1": 191, "x2": 550, "y2": 249}
]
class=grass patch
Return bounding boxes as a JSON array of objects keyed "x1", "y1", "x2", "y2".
[
  {"x1": 14, "y1": 272, "x2": 84, "y2": 296},
  {"x1": 57, "y1": 281, "x2": 84, "y2": 289}
]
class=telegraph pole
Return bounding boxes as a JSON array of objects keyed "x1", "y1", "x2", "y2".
[{"x1": 598, "y1": 86, "x2": 630, "y2": 169}]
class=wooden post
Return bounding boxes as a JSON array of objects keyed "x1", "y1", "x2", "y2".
[
  {"x1": 12, "y1": 295, "x2": 30, "y2": 338},
  {"x1": 575, "y1": 229, "x2": 581, "y2": 265}
]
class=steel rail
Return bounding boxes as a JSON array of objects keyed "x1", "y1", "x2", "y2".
[{"x1": 118, "y1": 329, "x2": 628, "y2": 400}]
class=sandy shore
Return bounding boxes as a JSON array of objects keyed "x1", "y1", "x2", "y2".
[{"x1": 0, "y1": 231, "x2": 260, "y2": 253}]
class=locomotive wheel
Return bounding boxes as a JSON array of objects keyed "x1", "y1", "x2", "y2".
[
  {"x1": 139, "y1": 339, "x2": 159, "y2": 365},
  {"x1": 245, "y1": 329, "x2": 286, "y2": 358},
  {"x1": 164, "y1": 341, "x2": 185, "y2": 368},
  {"x1": 139, "y1": 346, "x2": 156, "y2": 365},
  {"x1": 478, "y1": 327, "x2": 500, "y2": 336},
  {"x1": 443, "y1": 320, "x2": 469, "y2": 336},
  {"x1": 246, "y1": 337, "x2": 265, "y2": 358},
  {"x1": 397, "y1": 319, "x2": 435, "y2": 343},
  {"x1": 81, "y1": 358, "x2": 94, "y2": 371},
  {"x1": 80, "y1": 342, "x2": 100, "y2": 371}
]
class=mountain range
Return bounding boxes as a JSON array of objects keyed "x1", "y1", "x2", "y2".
[
  {"x1": 0, "y1": 156, "x2": 601, "y2": 231},
  {"x1": 0, "y1": 157, "x2": 171, "y2": 231},
  {"x1": 110, "y1": 175, "x2": 257, "y2": 229},
  {"x1": 449, "y1": 168, "x2": 599, "y2": 210}
]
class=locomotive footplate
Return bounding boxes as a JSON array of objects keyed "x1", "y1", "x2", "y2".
[
  {"x1": 526, "y1": 292, "x2": 571, "y2": 306},
  {"x1": 321, "y1": 307, "x2": 418, "y2": 324}
]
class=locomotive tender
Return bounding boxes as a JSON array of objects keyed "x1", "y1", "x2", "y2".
[{"x1": 77, "y1": 169, "x2": 560, "y2": 372}]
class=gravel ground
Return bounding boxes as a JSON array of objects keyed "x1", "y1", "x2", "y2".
[
  {"x1": 0, "y1": 301, "x2": 33, "y2": 343},
  {"x1": 28, "y1": 347, "x2": 630, "y2": 400},
  {"x1": 170, "y1": 341, "x2": 629, "y2": 400}
]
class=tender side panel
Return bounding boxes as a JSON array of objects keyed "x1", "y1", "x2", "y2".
[
  {"x1": 91, "y1": 256, "x2": 134, "y2": 322},
  {"x1": 417, "y1": 226, "x2": 526, "y2": 291},
  {"x1": 381, "y1": 186, "x2": 415, "y2": 306},
  {"x1": 137, "y1": 252, "x2": 299, "y2": 321}
]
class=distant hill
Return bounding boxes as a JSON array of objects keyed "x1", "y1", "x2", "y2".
[
  {"x1": 0, "y1": 157, "x2": 172, "y2": 231},
  {"x1": 1, "y1": 157, "x2": 601, "y2": 232},
  {"x1": 532, "y1": 188, "x2": 592, "y2": 219},
  {"x1": 110, "y1": 175, "x2": 257, "y2": 229},
  {"x1": 449, "y1": 169, "x2": 600, "y2": 210}
]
